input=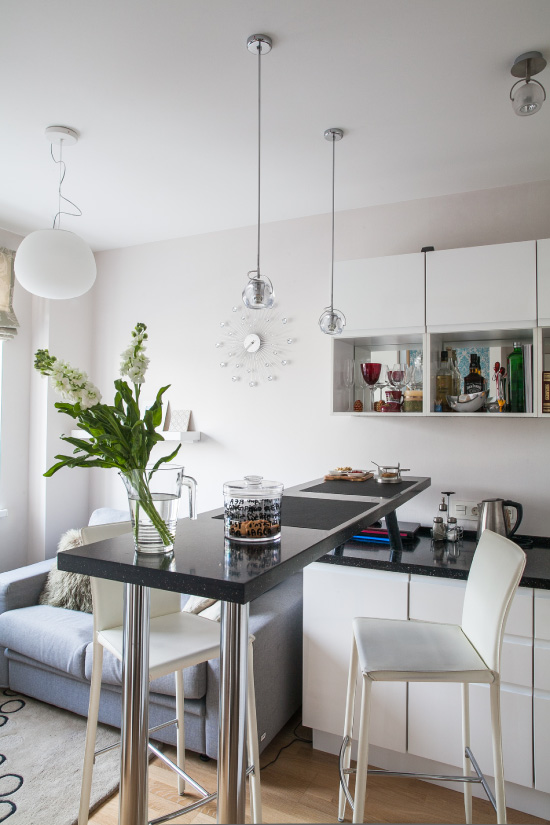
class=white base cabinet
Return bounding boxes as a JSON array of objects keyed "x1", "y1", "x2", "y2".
[
  {"x1": 303, "y1": 563, "x2": 408, "y2": 752},
  {"x1": 303, "y1": 563, "x2": 549, "y2": 815}
]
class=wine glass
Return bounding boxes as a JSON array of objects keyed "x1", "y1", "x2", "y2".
[
  {"x1": 360, "y1": 362, "x2": 382, "y2": 411},
  {"x1": 343, "y1": 359, "x2": 355, "y2": 411},
  {"x1": 387, "y1": 363, "x2": 407, "y2": 407},
  {"x1": 374, "y1": 364, "x2": 388, "y2": 409}
]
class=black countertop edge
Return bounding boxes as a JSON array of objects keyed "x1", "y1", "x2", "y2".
[
  {"x1": 58, "y1": 525, "x2": 361, "y2": 605},
  {"x1": 317, "y1": 552, "x2": 549, "y2": 589}
]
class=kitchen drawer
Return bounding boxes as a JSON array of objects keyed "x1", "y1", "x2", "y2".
[
  {"x1": 409, "y1": 575, "x2": 532, "y2": 637},
  {"x1": 408, "y1": 682, "x2": 533, "y2": 788},
  {"x1": 534, "y1": 641, "x2": 550, "y2": 691},
  {"x1": 534, "y1": 691, "x2": 550, "y2": 792},
  {"x1": 535, "y1": 589, "x2": 550, "y2": 642}
]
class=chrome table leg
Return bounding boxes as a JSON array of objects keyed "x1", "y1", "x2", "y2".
[
  {"x1": 217, "y1": 602, "x2": 249, "y2": 824},
  {"x1": 119, "y1": 583, "x2": 151, "y2": 825}
]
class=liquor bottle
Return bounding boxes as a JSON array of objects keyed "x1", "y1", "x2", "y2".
[
  {"x1": 446, "y1": 348, "x2": 461, "y2": 396},
  {"x1": 507, "y1": 343, "x2": 525, "y2": 413},
  {"x1": 543, "y1": 370, "x2": 550, "y2": 414},
  {"x1": 464, "y1": 354, "x2": 485, "y2": 395},
  {"x1": 435, "y1": 351, "x2": 453, "y2": 412}
]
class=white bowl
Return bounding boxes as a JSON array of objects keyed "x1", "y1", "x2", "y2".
[{"x1": 446, "y1": 391, "x2": 488, "y2": 413}]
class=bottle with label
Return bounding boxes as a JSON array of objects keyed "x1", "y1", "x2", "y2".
[
  {"x1": 446, "y1": 348, "x2": 461, "y2": 396},
  {"x1": 464, "y1": 354, "x2": 485, "y2": 395},
  {"x1": 507, "y1": 343, "x2": 525, "y2": 413},
  {"x1": 434, "y1": 351, "x2": 453, "y2": 412}
]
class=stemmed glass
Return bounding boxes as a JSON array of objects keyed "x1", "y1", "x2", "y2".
[
  {"x1": 360, "y1": 362, "x2": 382, "y2": 411},
  {"x1": 374, "y1": 364, "x2": 388, "y2": 409},
  {"x1": 342, "y1": 359, "x2": 355, "y2": 411},
  {"x1": 387, "y1": 363, "x2": 408, "y2": 406}
]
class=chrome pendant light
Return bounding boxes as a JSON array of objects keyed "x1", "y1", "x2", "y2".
[
  {"x1": 242, "y1": 34, "x2": 275, "y2": 310},
  {"x1": 319, "y1": 128, "x2": 346, "y2": 335},
  {"x1": 14, "y1": 126, "x2": 96, "y2": 299},
  {"x1": 510, "y1": 51, "x2": 546, "y2": 116}
]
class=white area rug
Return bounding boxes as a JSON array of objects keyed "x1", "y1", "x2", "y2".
[{"x1": 0, "y1": 688, "x2": 120, "y2": 824}]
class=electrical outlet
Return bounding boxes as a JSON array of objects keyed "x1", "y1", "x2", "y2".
[{"x1": 451, "y1": 500, "x2": 479, "y2": 521}]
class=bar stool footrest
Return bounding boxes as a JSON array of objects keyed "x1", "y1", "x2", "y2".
[{"x1": 338, "y1": 737, "x2": 497, "y2": 815}]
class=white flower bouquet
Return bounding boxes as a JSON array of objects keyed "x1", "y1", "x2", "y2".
[{"x1": 34, "y1": 322, "x2": 181, "y2": 548}]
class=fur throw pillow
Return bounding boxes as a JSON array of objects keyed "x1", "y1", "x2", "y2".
[
  {"x1": 38, "y1": 529, "x2": 93, "y2": 613},
  {"x1": 183, "y1": 595, "x2": 221, "y2": 622}
]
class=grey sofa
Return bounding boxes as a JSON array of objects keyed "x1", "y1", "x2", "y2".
[{"x1": 0, "y1": 513, "x2": 303, "y2": 759}]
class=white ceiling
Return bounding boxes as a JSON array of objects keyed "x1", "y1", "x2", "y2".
[{"x1": 1, "y1": 0, "x2": 549, "y2": 251}]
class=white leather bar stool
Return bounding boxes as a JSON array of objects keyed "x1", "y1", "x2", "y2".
[
  {"x1": 338, "y1": 529, "x2": 526, "y2": 825},
  {"x1": 75, "y1": 522, "x2": 262, "y2": 825}
]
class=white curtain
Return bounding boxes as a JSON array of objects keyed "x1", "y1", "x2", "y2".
[{"x1": 0, "y1": 247, "x2": 19, "y2": 340}]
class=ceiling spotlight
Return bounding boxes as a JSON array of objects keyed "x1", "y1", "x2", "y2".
[{"x1": 510, "y1": 51, "x2": 546, "y2": 116}]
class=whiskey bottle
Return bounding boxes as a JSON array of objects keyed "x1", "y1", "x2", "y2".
[
  {"x1": 435, "y1": 351, "x2": 453, "y2": 412},
  {"x1": 464, "y1": 354, "x2": 485, "y2": 395}
]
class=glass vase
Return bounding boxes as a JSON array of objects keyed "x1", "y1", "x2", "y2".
[{"x1": 120, "y1": 465, "x2": 196, "y2": 554}]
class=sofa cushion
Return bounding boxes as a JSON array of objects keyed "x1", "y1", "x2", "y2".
[
  {"x1": 84, "y1": 644, "x2": 208, "y2": 700},
  {"x1": 0, "y1": 604, "x2": 92, "y2": 680}
]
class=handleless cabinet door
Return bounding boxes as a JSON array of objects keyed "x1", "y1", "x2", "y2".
[
  {"x1": 537, "y1": 238, "x2": 550, "y2": 326},
  {"x1": 333, "y1": 253, "x2": 425, "y2": 333},
  {"x1": 534, "y1": 589, "x2": 550, "y2": 792},
  {"x1": 426, "y1": 240, "x2": 536, "y2": 331},
  {"x1": 303, "y1": 563, "x2": 409, "y2": 753}
]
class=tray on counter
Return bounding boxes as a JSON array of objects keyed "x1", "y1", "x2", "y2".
[{"x1": 324, "y1": 472, "x2": 374, "y2": 482}]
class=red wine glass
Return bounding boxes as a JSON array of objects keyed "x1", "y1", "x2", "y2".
[{"x1": 360, "y1": 362, "x2": 382, "y2": 411}]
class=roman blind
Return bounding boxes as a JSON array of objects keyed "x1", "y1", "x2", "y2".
[{"x1": 0, "y1": 247, "x2": 19, "y2": 340}]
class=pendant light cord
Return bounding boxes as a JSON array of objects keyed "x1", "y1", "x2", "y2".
[
  {"x1": 51, "y1": 140, "x2": 83, "y2": 230},
  {"x1": 330, "y1": 133, "x2": 336, "y2": 312},
  {"x1": 256, "y1": 41, "x2": 262, "y2": 278}
]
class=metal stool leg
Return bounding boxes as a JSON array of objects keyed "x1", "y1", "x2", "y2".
[
  {"x1": 352, "y1": 676, "x2": 372, "y2": 825},
  {"x1": 247, "y1": 640, "x2": 262, "y2": 824},
  {"x1": 175, "y1": 669, "x2": 185, "y2": 795},
  {"x1": 79, "y1": 642, "x2": 103, "y2": 825},
  {"x1": 338, "y1": 636, "x2": 359, "y2": 822},
  {"x1": 462, "y1": 683, "x2": 473, "y2": 824},
  {"x1": 490, "y1": 682, "x2": 507, "y2": 825}
]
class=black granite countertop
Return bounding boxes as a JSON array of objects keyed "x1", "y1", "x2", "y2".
[
  {"x1": 57, "y1": 476, "x2": 431, "y2": 603},
  {"x1": 319, "y1": 528, "x2": 550, "y2": 590}
]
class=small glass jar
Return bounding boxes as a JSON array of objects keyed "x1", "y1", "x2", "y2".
[
  {"x1": 446, "y1": 516, "x2": 458, "y2": 542},
  {"x1": 223, "y1": 475, "x2": 284, "y2": 543},
  {"x1": 431, "y1": 516, "x2": 446, "y2": 540}
]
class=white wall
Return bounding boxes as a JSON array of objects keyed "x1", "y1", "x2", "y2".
[
  {"x1": 89, "y1": 179, "x2": 550, "y2": 537},
  {"x1": 0, "y1": 226, "x2": 94, "y2": 570}
]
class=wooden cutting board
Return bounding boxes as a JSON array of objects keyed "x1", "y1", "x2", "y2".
[{"x1": 323, "y1": 472, "x2": 374, "y2": 482}]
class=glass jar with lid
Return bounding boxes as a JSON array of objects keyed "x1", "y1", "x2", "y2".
[{"x1": 223, "y1": 475, "x2": 284, "y2": 542}]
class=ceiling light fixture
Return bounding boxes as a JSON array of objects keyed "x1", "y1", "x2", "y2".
[
  {"x1": 510, "y1": 51, "x2": 547, "y2": 116},
  {"x1": 14, "y1": 126, "x2": 96, "y2": 300},
  {"x1": 242, "y1": 34, "x2": 275, "y2": 310},
  {"x1": 319, "y1": 128, "x2": 346, "y2": 336}
]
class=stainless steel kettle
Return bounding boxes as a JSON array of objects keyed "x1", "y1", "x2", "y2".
[{"x1": 476, "y1": 498, "x2": 523, "y2": 540}]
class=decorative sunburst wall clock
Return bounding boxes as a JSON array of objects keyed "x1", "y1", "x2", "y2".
[{"x1": 216, "y1": 307, "x2": 294, "y2": 387}]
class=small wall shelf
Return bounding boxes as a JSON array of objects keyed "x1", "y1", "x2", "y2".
[{"x1": 71, "y1": 430, "x2": 201, "y2": 443}]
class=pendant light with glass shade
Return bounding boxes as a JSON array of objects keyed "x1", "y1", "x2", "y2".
[
  {"x1": 319, "y1": 128, "x2": 346, "y2": 335},
  {"x1": 242, "y1": 34, "x2": 275, "y2": 310},
  {"x1": 510, "y1": 51, "x2": 546, "y2": 116},
  {"x1": 14, "y1": 126, "x2": 96, "y2": 300}
]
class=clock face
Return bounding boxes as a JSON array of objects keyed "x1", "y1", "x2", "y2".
[{"x1": 216, "y1": 307, "x2": 293, "y2": 386}]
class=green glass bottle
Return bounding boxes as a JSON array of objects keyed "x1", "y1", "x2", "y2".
[{"x1": 507, "y1": 343, "x2": 525, "y2": 413}]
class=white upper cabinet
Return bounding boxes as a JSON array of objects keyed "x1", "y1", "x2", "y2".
[
  {"x1": 537, "y1": 238, "x2": 550, "y2": 326},
  {"x1": 426, "y1": 240, "x2": 537, "y2": 331},
  {"x1": 333, "y1": 253, "x2": 425, "y2": 333}
]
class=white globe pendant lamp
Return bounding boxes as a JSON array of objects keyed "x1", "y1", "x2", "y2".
[{"x1": 15, "y1": 126, "x2": 96, "y2": 300}]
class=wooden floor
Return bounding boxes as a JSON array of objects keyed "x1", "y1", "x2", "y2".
[{"x1": 90, "y1": 715, "x2": 548, "y2": 824}]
